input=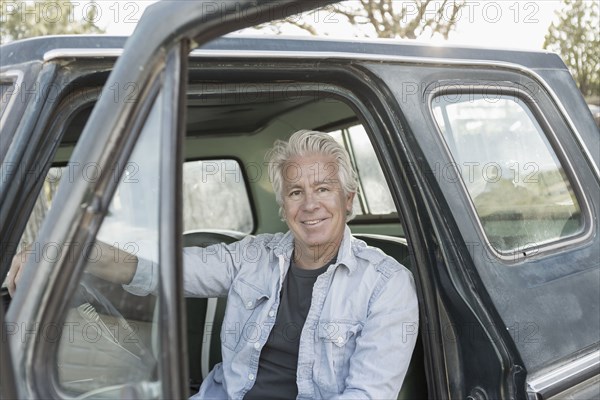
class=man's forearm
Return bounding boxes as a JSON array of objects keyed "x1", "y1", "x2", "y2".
[{"x1": 86, "y1": 241, "x2": 138, "y2": 285}]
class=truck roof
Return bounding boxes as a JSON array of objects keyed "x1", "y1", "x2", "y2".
[{"x1": 1, "y1": 34, "x2": 567, "y2": 70}]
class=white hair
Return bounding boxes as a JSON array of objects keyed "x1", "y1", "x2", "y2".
[{"x1": 266, "y1": 129, "x2": 358, "y2": 221}]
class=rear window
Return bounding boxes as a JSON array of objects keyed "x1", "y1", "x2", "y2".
[
  {"x1": 432, "y1": 93, "x2": 583, "y2": 254},
  {"x1": 183, "y1": 159, "x2": 253, "y2": 233},
  {"x1": 329, "y1": 125, "x2": 396, "y2": 218}
]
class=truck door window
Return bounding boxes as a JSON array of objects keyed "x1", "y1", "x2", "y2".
[
  {"x1": 16, "y1": 167, "x2": 62, "y2": 250},
  {"x1": 1, "y1": 71, "x2": 23, "y2": 156},
  {"x1": 0, "y1": 72, "x2": 21, "y2": 124},
  {"x1": 54, "y1": 93, "x2": 163, "y2": 398},
  {"x1": 1, "y1": 79, "x2": 15, "y2": 120},
  {"x1": 432, "y1": 94, "x2": 583, "y2": 254}
]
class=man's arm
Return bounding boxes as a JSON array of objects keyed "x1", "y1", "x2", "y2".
[
  {"x1": 6, "y1": 241, "x2": 138, "y2": 297},
  {"x1": 87, "y1": 240, "x2": 139, "y2": 284},
  {"x1": 7, "y1": 235, "x2": 257, "y2": 298},
  {"x1": 334, "y1": 267, "x2": 419, "y2": 399}
]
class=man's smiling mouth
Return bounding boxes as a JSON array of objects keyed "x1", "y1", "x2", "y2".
[{"x1": 303, "y1": 218, "x2": 326, "y2": 225}]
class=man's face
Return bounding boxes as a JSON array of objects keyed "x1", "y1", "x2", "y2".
[{"x1": 281, "y1": 153, "x2": 354, "y2": 260}]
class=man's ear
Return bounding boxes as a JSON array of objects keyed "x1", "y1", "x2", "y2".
[
  {"x1": 346, "y1": 192, "x2": 355, "y2": 211},
  {"x1": 281, "y1": 206, "x2": 287, "y2": 221}
]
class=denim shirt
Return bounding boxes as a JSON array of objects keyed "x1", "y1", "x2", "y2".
[{"x1": 125, "y1": 226, "x2": 419, "y2": 399}]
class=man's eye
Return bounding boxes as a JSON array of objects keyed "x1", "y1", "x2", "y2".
[
  {"x1": 289, "y1": 190, "x2": 301, "y2": 197},
  {"x1": 317, "y1": 187, "x2": 329, "y2": 193}
]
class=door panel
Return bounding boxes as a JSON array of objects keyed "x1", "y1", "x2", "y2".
[{"x1": 368, "y1": 62, "x2": 599, "y2": 393}]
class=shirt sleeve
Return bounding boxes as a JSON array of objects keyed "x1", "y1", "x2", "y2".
[
  {"x1": 180, "y1": 244, "x2": 237, "y2": 297},
  {"x1": 122, "y1": 256, "x2": 158, "y2": 296},
  {"x1": 122, "y1": 236, "x2": 260, "y2": 297},
  {"x1": 333, "y1": 265, "x2": 419, "y2": 399}
]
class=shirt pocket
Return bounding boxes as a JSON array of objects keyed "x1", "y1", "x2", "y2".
[
  {"x1": 221, "y1": 278, "x2": 270, "y2": 351},
  {"x1": 315, "y1": 320, "x2": 363, "y2": 395}
]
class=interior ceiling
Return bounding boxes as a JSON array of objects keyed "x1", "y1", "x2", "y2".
[
  {"x1": 62, "y1": 94, "x2": 318, "y2": 145},
  {"x1": 186, "y1": 97, "x2": 315, "y2": 136}
]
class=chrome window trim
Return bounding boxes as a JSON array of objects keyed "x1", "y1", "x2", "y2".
[
  {"x1": 43, "y1": 49, "x2": 123, "y2": 61},
  {"x1": 352, "y1": 232, "x2": 408, "y2": 247},
  {"x1": 427, "y1": 85, "x2": 593, "y2": 262},
  {"x1": 42, "y1": 47, "x2": 598, "y2": 180},
  {"x1": 527, "y1": 349, "x2": 600, "y2": 399}
]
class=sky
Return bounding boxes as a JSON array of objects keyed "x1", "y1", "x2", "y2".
[{"x1": 95, "y1": 1, "x2": 570, "y2": 51}]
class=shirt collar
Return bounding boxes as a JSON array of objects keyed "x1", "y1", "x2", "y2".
[
  {"x1": 267, "y1": 225, "x2": 357, "y2": 274},
  {"x1": 268, "y1": 230, "x2": 294, "y2": 259},
  {"x1": 335, "y1": 225, "x2": 358, "y2": 274}
]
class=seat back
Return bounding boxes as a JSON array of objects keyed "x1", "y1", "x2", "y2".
[
  {"x1": 182, "y1": 230, "x2": 246, "y2": 394},
  {"x1": 352, "y1": 234, "x2": 427, "y2": 400}
]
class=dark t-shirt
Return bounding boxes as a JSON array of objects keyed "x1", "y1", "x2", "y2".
[{"x1": 244, "y1": 258, "x2": 333, "y2": 400}]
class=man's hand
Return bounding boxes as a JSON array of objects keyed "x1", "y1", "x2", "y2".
[{"x1": 6, "y1": 244, "x2": 32, "y2": 297}]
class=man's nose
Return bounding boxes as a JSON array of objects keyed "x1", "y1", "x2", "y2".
[{"x1": 302, "y1": 191, "x2": 319, "y2": 211}]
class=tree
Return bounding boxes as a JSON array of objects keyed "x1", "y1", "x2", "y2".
[
  {"x1": 543, "y1": 0, "x2": 600, "y2": 99},
  {"x1": 0, "y1": 0, "x2": 104, "y2": 44},
  {"x1": 255, "y1": 0, "x2": 465, "y2": 40}
]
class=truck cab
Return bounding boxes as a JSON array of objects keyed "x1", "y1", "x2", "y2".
[{"x1": 1, "y1": 1, "x2": 599, "y2": 399}]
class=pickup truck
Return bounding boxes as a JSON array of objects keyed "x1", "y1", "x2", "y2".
[{"x1": 1, "y1": 1, "x2": 598, "y2": 399}]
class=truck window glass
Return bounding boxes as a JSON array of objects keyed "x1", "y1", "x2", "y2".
[
  {"x1": 55, "y1": 93, "x2": 163, "y2": 398},
  {"x1": 1, "y1": 73, "x2": 22, "y2": 155},
  {"x1": 17, "y1": 167, "x2": 62, "y2": 249},
  {"x1": 432, "y1": 94, "x2": 583, "y2": 253},
  {"x1": 15, "y1": 159, "x2": 253, "y2": 256},
  {"x1": 183, "y1": 159, "x2": 253, "y2": 233},
  {"x1": 0, "y1": 75, "x2": 18, "y2": 124},
  {"x1": 329, "y1": 125, "x2": 395, "y2": 217}
]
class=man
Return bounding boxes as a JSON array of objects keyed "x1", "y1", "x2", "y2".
[{"x1": 9, "y1": 129, "x2": 419, "y2": 399}]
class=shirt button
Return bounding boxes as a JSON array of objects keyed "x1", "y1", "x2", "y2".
[
  {"x1": 337, "y1": 336, "x2": 344, "y2": 344},
  {"x1": 246, "y1": 301, "x2": 253, "y2": 307},
  {"x1": 254, "y1": 342, "x2": 261, "y2": 350},
  {"x1": 248, "y1": 373, "x2": 255, "y2": 381},
  {"x1": 269, "y1": 310, "x2": 275, "y2": 317}
]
